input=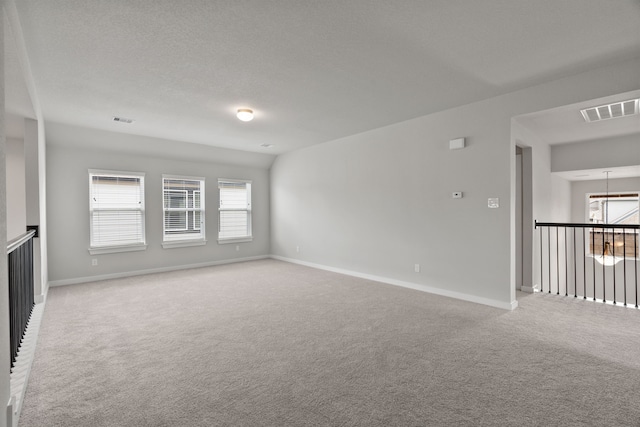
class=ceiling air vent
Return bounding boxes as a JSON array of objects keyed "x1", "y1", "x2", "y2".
[{"x1": 580, "y1": 99, "x2": 639, "y2": 122}]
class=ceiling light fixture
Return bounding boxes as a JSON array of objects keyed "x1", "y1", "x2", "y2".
[
  {"x1": 237, "y1": 109, "x2": 254, "y2": 122},
  {"x1": 594, "y1": 171, "x2": 623, "y2": 266}
]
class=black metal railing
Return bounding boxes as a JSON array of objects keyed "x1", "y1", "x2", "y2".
[
  {"x1": 535, "y1": 222, "x2": 639, "y2": 308},
  {"x1": 8, "y1": 229, "x2": 36, "y2": 367}
]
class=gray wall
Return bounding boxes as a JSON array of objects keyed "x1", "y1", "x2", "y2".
[
  {"x1": 46, "y1": 129, "x2": 271, "y2": 283},
  {"x1": 6, "y1": 137, "x2": 25, "y2": 240},
  {"x1": 552, "y1": 134, "x2": 640, "y2": 173},
  {"x1": 270, "y1": 58, "x2": 639, "y2": 309}
]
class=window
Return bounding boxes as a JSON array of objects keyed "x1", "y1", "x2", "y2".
[
  {"x1": 587, "y1": 192, "x2": 639, "y2": 258},
  {"x1": 163, "y1": 176, "x2": 205, "y2": 248},
  {"x1": 588, "y1": 193, "x2": 639, "y2": 225},
  {"x1": 89, "y1": 170, "x2": 146, "y2": 254},
  {"x1": 218, "y1": 179, "x2": 252, "y2": 243}
]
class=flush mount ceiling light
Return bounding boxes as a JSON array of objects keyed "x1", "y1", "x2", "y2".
[
  {"x1": 236, "y1": 109, "x2": 254, "y2": 122},
  {"x1": 580, "y1": 98, "x2": 639, "y2": 122}
]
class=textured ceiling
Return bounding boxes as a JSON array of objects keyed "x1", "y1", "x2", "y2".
[{"x1": 11, "y1": 0, "x2": 640, "y2": 154}]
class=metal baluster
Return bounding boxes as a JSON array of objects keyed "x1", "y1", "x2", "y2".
[
  {"x1": 613, "y1": 229, "x2": 616, "y2": 304},
  {"x1": 540, "y1": 226, "x2": 544, "y2": 293},
  {"x1": 573, "y1": 228, "x2": 577, "y2": 298},
  {"x1": 623, "y1": 228, "x2": 627, "y2": 306},
  {"x1": 583, "y1": 228, "x2": 586, "y2": 299},
  {"x1": 556, "y1": 227, "x2": 560, "y2": 295},
  {"x1": 635, "y1": 231, "x2": 638, "y2": 309},
  {"x1": 602, "y1": 228, "x2": 606, "y2": 303},
  {"x1": 565, "y1": 227, "x2": 568, "y2": 296},
  {"x1": 548, "y1": 227, "x2": 552, "y2": 294},
  {"x1": 592, "y1": 228, "x2": 596, "y2": 301}
]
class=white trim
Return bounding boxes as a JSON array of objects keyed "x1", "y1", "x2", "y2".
[
  {"x1": 271, "y1": 255, "x2": 518, "y2": 311},
  {"x1": 89, "y1": 244, "x2": 147, "y2": 255},
  {"x1": 162, "y1": 173, "x2": 205, "y2": 182},
  {"x1": 520, "y1": 285, "x2": 536, "y2": 293},
  {"x1": 88, "y1": 169, "x2": 145, "y2": 178},
  {"x1": 218, "y1": 178, "x2": 253, "y2": 185},
  {"x1": 48, "y1": 255, "x2": 270, "y2": 287},
  {"x1": 218, "y1": 237, "x2": 253, "y2": 244},
  {"x1": 162, "y1": 239, "x2": 207, "y2": 249}
]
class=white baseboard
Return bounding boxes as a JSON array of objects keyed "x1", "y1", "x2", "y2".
[
  {"x1": 520, "y1": 285, "x2": 537, "y2": 293},
  {"x1": 48, "y1": 255, "x2": 270, "y2": 287},
  {"x1": 271, "y1": 255, "x2": 518, "y2": 311}
]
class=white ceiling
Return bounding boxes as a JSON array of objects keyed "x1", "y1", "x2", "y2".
[
  {"x1": 516, "y1": 90, "x2": 640, "y2": 181},
  {"x1": 516, "y1": 91, "x2": 640, "y2": 146},
  {"x1": 9, "y1": 0, "x2": 640, "y2": 154},
  {"x1": 4, "y1": 16, "x2": 35, "y2": 140}
]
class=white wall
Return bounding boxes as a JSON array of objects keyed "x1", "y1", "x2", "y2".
[
  {"x1": 5, "y1": 137, "x2": 25, "y2": 240},
  {"x1": 271, "y1": 58, "x2": 639, "y2": 309},
  {"x1": 0, "y1": 5, "x2": 10, "y2": 426},
  {"x1": 46, "y1": 126, "x2": 271, "y2": 284}
]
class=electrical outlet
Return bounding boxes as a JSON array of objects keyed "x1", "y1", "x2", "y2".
[
  {"x1": 235, "y1": 245, "x2": 240, "y2": 251},
  {"x1": 92, "y1": 259, "x2": 98, "y2": 266},
  {"x1": 296, "y1": 246, "x2": 300, "y2": 253},
  {"x1": 414, "y1": 263, "x2": 420, "y2": 273}
]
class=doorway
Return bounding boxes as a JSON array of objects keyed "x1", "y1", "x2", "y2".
[{"x1": 516, "y1": 145, "x2": 534, "y2": 293}]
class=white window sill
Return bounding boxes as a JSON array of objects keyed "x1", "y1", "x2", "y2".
[
  {"x1": 218, "y1": 237, "x2": 253, "y2": 244},
  {"x1": 89, "y1": 244, "x2": 147, "y2": 255},
  {"x1": 162, "y1": 239, "x2": 207, "y2": 249}
]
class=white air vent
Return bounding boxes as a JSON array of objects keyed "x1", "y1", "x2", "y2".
[
  {"x1": 113, "y1": 116, "x2": 135, "y2": 124},
  {"x1": 580, "y1": 99, "x2": 639, "y2": 122}
]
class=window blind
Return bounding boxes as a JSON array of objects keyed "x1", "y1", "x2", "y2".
[
  {"x1": 89, "y1": 171, "x2": 145, "y2": 249},
  {"x1": 218, "y1": 180, "x2": 252, "y2": 241},
  {"x1": 163, "y1": 177, "x2": 205, "y2": 242}
]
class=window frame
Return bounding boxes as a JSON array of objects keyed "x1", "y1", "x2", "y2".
[
  {"x1": 585, "y1": 191, "x2": 639, "y2": 258},
  {"x1": 162, "y1": 175, "x2": 206, "y2": 249},
  {"x1": 88, "y1": 169, "x2": 147, "y2": 255},
  {"x1": 218, "y1": 178, "x2": 253, "y2": 244}
]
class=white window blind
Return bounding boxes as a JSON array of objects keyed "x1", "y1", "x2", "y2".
[
  {"x1": 163, "y1": 176, "x2": 205, "y2": 243},
  {"x1": 89, "y1": 170, "x2": 146, "y2": 252},
  {"x1": 218, "y1": 179, "x2": 252, "y2": 242}
]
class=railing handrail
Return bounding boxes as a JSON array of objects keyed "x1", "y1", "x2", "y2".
[
  {"x1": 7, "y1": 229, "x2": 36, "y2": 255},
  {"x1": 535, "y1": 221, "x2": 640, "y2": 230}
]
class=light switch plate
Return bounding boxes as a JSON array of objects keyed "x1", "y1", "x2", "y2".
[{"x1": 488, "y1": 198, "x2": 499, "y2": 208}]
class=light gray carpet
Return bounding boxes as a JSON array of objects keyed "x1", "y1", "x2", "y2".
[{"x1": 19, "y1": 259, "x2": 640, "y2": 426}]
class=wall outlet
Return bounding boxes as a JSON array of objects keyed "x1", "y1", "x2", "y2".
[
  {"x1": 235, "y1": 245, "x2": 240, "y2": 251},
  {"x1": 414, "y1": 263, "x2": 420, "y2": 273},
  {"x1": 91, "y1": 259, "x2": 98, "y2": 266},
  {"x1": 296, "y1": 246, "x2": 300, "y2": 253}
]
